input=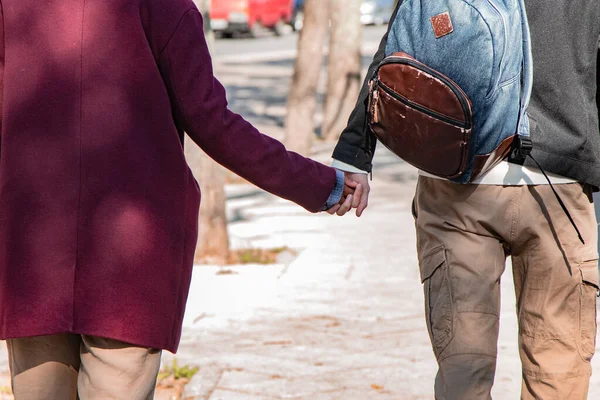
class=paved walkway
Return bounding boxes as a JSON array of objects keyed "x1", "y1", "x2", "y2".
[
  {"x1": 170, "y1": 143, "x2": 600, "y2": 399},
  {"x1": 174, "y1": 146, "x2": 436, "y2": 399},
  {"x1": 172, "y1": 43, "x2": 600, "y2": 399}
]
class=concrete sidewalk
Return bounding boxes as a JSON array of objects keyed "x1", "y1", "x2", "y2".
[
  {"x1": 169, "y1": 42, "x2": 600, "y2": 399},
  {"x1": 168, "y1": 144, "x2": 600, "y2": 399},
  {"x1": 173, "y1": 146, "x2": 435, "y2": 399}
]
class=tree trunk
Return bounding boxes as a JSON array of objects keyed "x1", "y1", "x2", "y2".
[
  {"x1": 322, "y1": 0, "x2": 362, "y2": 141},
  {"x1": 184, "y1": 143, "x2": 230, "y2": 265},
  {"x1": 284, "y1": 0, "x2": 330, "y2": 155},
  {"x1": 185, "y1": 0, "x2": 230, "y2": 265}
]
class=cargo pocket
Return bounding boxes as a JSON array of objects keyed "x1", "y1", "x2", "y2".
[
  {"x1": 579, "y1": 261, "x2": 599, "y2": 361},
  {"x1": 420, "y1": 246, "x2": 454, "y2": 358}
]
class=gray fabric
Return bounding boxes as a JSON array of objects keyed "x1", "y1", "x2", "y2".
[{"x1": 516, "y1": 0, "x2": 600, "y2": 188}]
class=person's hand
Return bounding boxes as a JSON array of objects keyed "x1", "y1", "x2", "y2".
[
  {"x1": 325, "y1": 174, "x2": 361, "y2": 216},
  {"x1": 344, "y1": 172, "x2": 370, "y2": 217},
  {"x1": 325, "y1": 191, "x2": 355, "y2": 216},
  {"x1": 325, "y1": 172, "x2": 370, "y2": 217}
]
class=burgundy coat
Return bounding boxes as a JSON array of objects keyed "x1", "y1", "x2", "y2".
[{"x1": 0, "y1": 0, "x2": 336, "y2": 352}]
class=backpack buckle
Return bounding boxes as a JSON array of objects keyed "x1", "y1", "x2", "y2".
[{"x1": 512, "y1": 136, "x2": 532, "y2": 161}]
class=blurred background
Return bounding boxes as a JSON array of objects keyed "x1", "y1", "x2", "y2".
[
  {"x1": 0, "y1": 1, "x2": 599, "y2": 399},
  {"x1": 186, "y1": 0, "x2": 400, "y2": 269}
]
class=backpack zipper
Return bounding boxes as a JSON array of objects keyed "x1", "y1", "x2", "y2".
[
  {"x1": 375, "y1": 79, "x2": 469, "y2": 128},
  {"x1": 377, "y1": 56, "x2": 472, "y2": 129}
]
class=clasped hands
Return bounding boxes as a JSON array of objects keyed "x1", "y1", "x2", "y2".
[{"x1": 326, "y1": 172, "x2": 370, "y2": 217}]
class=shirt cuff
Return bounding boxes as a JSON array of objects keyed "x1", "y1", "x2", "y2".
[
  {"x1": 331, "y1": 159, "x2": 369, "y2": 174},
  {"x1": 322, "y1": 169, "x2": 345, "y2": 211}
]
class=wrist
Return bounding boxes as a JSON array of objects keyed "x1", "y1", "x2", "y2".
[{"x1": 321, "y1": 169, "x2": 345, "y2": 211}]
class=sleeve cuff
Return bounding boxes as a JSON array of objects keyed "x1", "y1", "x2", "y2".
[
  {"x1": 331, "y1": 159, "x2": 369, "y2": 174},
  {"x1": 321, "y1": 169, "x2": 345, "y2": 211}
]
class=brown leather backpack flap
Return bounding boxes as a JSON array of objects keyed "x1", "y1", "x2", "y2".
[
  {"x1": 370, "y1": 87, "x2": 470, "y2": 178},
  {"x1": 378, "y1": 54, "x2": 467, "y2": 124},
  {"x1": 369, "y1": 54, "x2": 472, "y2": 179}
]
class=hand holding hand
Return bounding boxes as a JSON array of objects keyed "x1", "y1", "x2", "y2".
[{"x1": 325, "y1": 172, "x2": 370, "y2": 217}]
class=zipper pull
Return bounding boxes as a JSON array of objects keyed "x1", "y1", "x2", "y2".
[
  {"x1": 371, "y1": 88, "x2": 379, "y2": 124},
  {"x1": 369, "y1": 77, "x2": 380, "y2": 124}
]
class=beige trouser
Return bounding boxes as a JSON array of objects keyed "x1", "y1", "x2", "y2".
[
  {"x1": 6, "y1": 334, "x2": 162, "y2": 399},
  {"x1": 413, "y1": 177, "x2": 599, "y2": 400}
]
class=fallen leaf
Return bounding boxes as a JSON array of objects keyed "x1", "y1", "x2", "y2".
[{"x1": 216, "y1": 269, "x2": 238, "y2": 275}]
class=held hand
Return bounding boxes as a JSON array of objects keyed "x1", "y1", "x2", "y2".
[
  {"x1": 325, "y1": 172, "x2": 370, "y2": 217},
  {"x1": 325, "y1": 192, "x2": 355, "y2": 216},
  {"x1": 345, "y1": 172, "x2": 370, "y2": 217},
  {"x1": 342, "y1": 175, "x2": 361, "y2": 204},
  {"x1": 326, "y1": 174, "x2": 360, "y2": 216}
]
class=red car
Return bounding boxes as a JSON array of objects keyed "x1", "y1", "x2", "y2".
[{"x1": 210, "y1": 0, "x2": 294, "y2": 37}]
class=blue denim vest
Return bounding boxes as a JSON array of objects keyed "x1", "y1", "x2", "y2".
[{"x1": 385, "y1": 0, "x2": 533, "y2": 183}]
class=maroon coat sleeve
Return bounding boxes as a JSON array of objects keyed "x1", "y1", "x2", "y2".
[
  {"x1": 0, "y1": 2, "x2": 4, "y2": 156},
  {"x1": 157, "y1": 9, "x2": 336, "y2": 213}
]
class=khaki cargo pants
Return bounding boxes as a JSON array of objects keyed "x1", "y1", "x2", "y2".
[{"x1": 413, "y1": 177, "x2": 599, "y2": 400}]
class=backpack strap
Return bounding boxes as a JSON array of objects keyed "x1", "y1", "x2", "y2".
[
  {"x1": 528, "y1": 154, "x2": 586, "y2": 245},
  {"x1": 515, "y1": 0, "x2": 534, "y2": 158}
]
